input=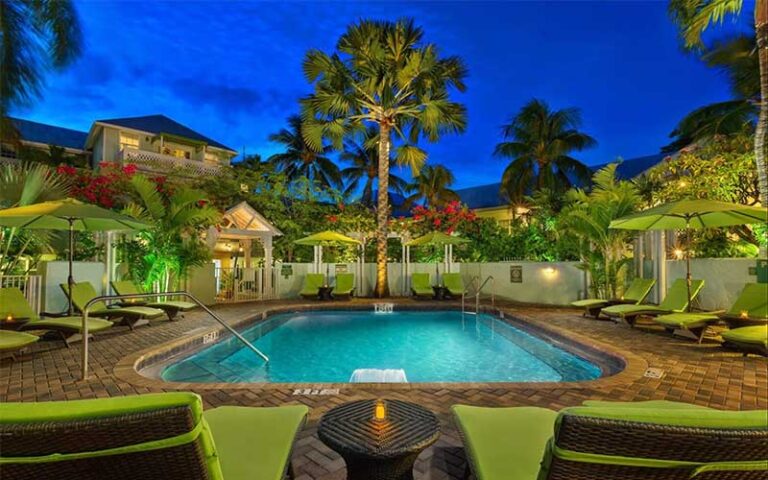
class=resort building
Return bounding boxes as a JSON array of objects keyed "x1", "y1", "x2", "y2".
[{"x1": 0, "y1": 117, "x2": 90, "y2": 166}]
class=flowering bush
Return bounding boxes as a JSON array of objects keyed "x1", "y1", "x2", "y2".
[
  {"x1": 57, "y1": 162, "x2": 140, "y2": 209},
  {"x1": 407, "y1": 201, "x2": 477, "y2": 236}
]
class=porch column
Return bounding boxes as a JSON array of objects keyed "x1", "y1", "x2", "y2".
[
  {"x1": 242, "y1": 239, "x2": 253, "y2": 269},
  {"x1": 263, "y1": 236, "x2": 273, "y2": 298}
]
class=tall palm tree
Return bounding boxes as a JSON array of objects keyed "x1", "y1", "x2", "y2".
[
  {"x1": 301, "y1": 19, "x2": 467, "y2": 297},
  {"x1": 0, "y1": 0, "x2": 82, "y2": 141},
  {"x1": 340, "y1": 127, "x2": 408, "y2": 206},
  {"x1": 404, "y1": 164, "x2": 459, "y2": 208},
  {"x1": 267, "y1": 115, "x2": 342, "y2": 191},
  {"x1": 495, "y1": 99, "x2": 596, "y2": 203},
  {"x1": 668, "y1": 0, "x2": 768, "y2": 227}
]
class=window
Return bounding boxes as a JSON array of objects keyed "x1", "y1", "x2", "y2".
[
  {"x1": 204, "y1": 151, "x2": 218, "y2": 163},
  {"x1": 172, "y1": 149, "x2": 190, "y2": 160},
  {"x1": 119, "y1": 133, "x2": 139, "y2": 150},
  {"x1": 0, "y1": 143, "x2": 17, "y2": 158}
]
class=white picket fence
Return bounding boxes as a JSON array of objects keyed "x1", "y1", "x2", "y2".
[
  {"x1": 214, "y1": 267, "x2": 275, "y2": 303},
  {"x1": 0, "y1": 275, "x2": 42, "y2": 314}
]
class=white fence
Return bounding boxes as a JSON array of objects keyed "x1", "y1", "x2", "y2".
[
  {"x1": 0, "y1": 275, "x2": 42, "y2": 314},
  {"x1": 214, "y1": 267, "x2": 275, "y2": 303}
]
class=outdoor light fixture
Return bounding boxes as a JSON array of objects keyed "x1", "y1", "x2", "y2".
[
  {"x1": 543, "y1": 266, "x2": 557, "y2": 276},
  {"x1": 674, "y1": 249, "x2": 685, "y2": 260},
  {"x1": 374, "y1": 399, "x2": 387, "y2": 422}
]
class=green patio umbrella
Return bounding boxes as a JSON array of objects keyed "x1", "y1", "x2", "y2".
[
  {"x1": 0, "y1": 198, "x2": 151, "y2": 314},
  {"x1": 406, "y1": 231, "x2": 469, "y2": 279},
  {"x1": 294, "y1": 230, "x2": 361, "y2": 280},
  {"x1": 610, "y1": 199, "x2": 767, "y2": 311}
]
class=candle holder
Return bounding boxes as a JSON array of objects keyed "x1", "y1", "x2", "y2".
[
  {"x1": 373, "y1": 399, "x2": 387, "y2": 423},
  {"x1": 740, "y1": 310, "x2": 749, "y2": 319}
]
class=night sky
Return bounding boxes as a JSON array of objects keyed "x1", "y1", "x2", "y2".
[{"x1": 13, "y1": 1, "x2": 748, "y2": 188}]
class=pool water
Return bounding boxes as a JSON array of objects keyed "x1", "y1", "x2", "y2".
[{"x1": 160, "y1": 310, "x2": 602, "y2": 383}]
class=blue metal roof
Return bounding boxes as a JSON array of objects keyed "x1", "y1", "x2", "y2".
[
  {"x1": 97, "y1": 114, "x2": 235, "y2": 152},
  {"x1": 592, "y1": 153, "x2": 667, "y2": 180},
  {"x1": 10, "y1": 117, "x2": 88, "y2": 151}
]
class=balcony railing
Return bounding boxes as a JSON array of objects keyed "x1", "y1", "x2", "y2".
[{"x1": 119, "y1": 147, "x2": 222, "y2": 177}]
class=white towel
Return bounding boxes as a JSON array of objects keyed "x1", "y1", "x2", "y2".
[{"x1": 349, "y1": 368, "x2": 408, "y2": 383}]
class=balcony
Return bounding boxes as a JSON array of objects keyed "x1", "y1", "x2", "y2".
[{"x1": 119, "y1": 147, "x2": 222, "y2": 177}]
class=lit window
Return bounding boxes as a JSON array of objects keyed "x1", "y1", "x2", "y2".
[
  {"x1": 172, "y1": 149, "x2": 190, "y2": 160},
  {"x1": 119, "y1": 133, "x2": 139, "y2": 150},
  {"x1": 204, "y1": 152, "x2": 218, "y2": 163}
]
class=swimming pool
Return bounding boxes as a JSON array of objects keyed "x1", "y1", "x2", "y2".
[{"x1": 160, "y1": 310, "x2": 602, "y2": 383}]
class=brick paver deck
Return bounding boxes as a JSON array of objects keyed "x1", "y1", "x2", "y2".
[{"x1": 1, "y1": 299, "x2": 765, "y2": 480}]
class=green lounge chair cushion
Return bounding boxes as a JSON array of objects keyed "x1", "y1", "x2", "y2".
[
  {"x1": 653, "y1": 312, "x2": 720, "y2": 329},
  {"x1": 442, "y1": 273, "x2": 465, "y2": 295},
  {"x1": 726, "y1": 283, "x2": 768, "y2": 319},
  {"x1": 204, "y1": 405, "x2": 309, "y2": 480},
  {"x1": 0, "y1": 331, "x2": 39, "y2": 351},
  {"x1": 559, "y1": 405, "x2": 768, "y2": 429},
  {"x1": 62, "y1": 282, "x2": 164, "y2": 319},
  {"x1": 571, "y1": 278, "x2": 656, "y2": 307},
  {"x1": 581, "y1": 400, "x2": 711, "y2": 410},
  {"x1": 412, "y1": 273, "x2": 433, "y2": 295},
  {"x1": 602, "y1": 278, "x2": 704, "y2": 317},
  {"x1": 452, "y1": 405, "x2": 557, "y2": 480},
  {"x1": 111, "y1": 280, "x2": 196, "y2": 310},
  {"x1": 299, "y1": 274, "x2": 325, "y2": 297},
  {"x1": 1, "y1": 287, "x2": 113, "y2": 334},
  {"x1": 334, "y1": 273, "x2": 355, "y2": 295},
  {"x1": 721, "y1": 326, "x2": 768, "y2": 348}
]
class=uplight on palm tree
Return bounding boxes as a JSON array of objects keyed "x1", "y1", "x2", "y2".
[
  {"x1": 268, "y1": 115, "x2": 342, "y2": 191},
  {"x1": 301, "y1": 18, "x2": 468, "y2": 297},
  {"x1": 495, "y1": 99, "x2": 596, "y2": 203},
  {"x1": 404, "y1": 164, "x2": 459, "y2": 208}
]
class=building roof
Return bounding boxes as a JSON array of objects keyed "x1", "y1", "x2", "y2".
[
  {"x1": 96, "y1": 114, "x2": 235, "y2": 152},
  {"x1": 454, "y1": 154, "x2": 667, "y2": 210},
  {"x1": 10, "y1": 117, "x2": 88, "y2": 151}
]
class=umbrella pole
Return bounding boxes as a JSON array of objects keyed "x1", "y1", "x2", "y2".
[
  {"x1": 685, "y1": 222, "x2": 692, "y2": 313},
  {"x1": 68, "y1": 218, "x2": 75, "y2": 316}
]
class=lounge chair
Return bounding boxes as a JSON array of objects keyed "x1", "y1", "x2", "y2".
[
  {"x1": 0, "y1": 331, "x2": 39, "y2": 360},
  {"x1": 571, "y1": 278, "x2": 656, "y2": 318},
  {"x1": 653, "y1": 283, "x2": 768, "y2": 343},
  {"x1": 1, "y1": 287, "x2": 113, "y2": 346},
  {"x1": 411, "y1": 272, "x2": 433, "y2": 298},
  {"x1": 61, "y1": 281, "x2": 164, "y2": 330},
  {"x1": 333, "y1": 273, "x2": 355, "y2": 299},
  {"x1": 721, "y1": 325, "x2": 768, "y2": 357},
  {"x1": 453, "y1": 400, "x2": 768, "y2": 480},
  {"x1": 601, "y1": 278, "x2": 704, "y2": 327},
  {"x1": 0, "y1": 392, "x2": 309, "y2": 480},
  {"x1": 442, "y1": 272, "x2": 465, "y2": 298},
  {"x1": 299, "y1": 273, "x2": 325, "y2": 299},
  {"x1": 111, "y1": 280, "x2": 196, "y2": 321}
]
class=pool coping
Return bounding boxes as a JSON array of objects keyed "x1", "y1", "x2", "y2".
[{"x1": 113, "y1": 302, "x2": 649, "y2": 391}]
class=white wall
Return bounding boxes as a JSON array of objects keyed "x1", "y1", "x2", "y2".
[
  {"x1": 185, "y1": 263, "x2": 216, "y2": 305},
  {"x1": 665, "y1": 258, "x2": 758, "y2": 310},
  {"x1": 40, "y1": 261, "x2": 105, "y2": 313}
]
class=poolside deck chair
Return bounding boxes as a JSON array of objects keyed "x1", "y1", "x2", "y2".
[
  {"x1": 111, "y1": 280, "x2": 196, "y2": 321},
  {"x1": 299, "y1": 273, "x2": 325, "y2": 299},
  {"x1": 333, "y1": 273, "x2": 355, "y2": 299},
  {"x1": 0, "y1": 331, "x2": 39, "y2": 360},
  {"x1": 654, "y1": 283, "x2": 768, "y2": 343},
  {"x1": 601, "y1": 278, "x2": 705, "y2": 327},
  {"x1": 721, "y1": 325, "x2": 768, "y2": 357},
  {"x1": 571, "y1": 278, "x2": 656, "y2": 319},
  {"x1": 0, "y1": 392, "x2": 309, "y2": 480},
  {"x1": 442, "y1": 272, "x2": 465, "y2": 298},
  {"x1": 1, "y1": 287, "x2": 112, "y2": 346},
  {"x1": 62, "y1": 281, "x2": 164, "y2": 330},
  {"x1": 453, "y1": 400, "x2": 768, "y2": 480},
  {"x1": 411, "y1": 272, "x2": 433, "y2": 298}
]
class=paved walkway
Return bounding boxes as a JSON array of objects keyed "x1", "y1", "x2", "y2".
[{"x1": 1, "y1": 299, "x2": 765, "y2": 480}]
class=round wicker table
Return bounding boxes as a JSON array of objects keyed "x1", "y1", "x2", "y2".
[{"x1": 318, "y1": 399, "x2": 440, "y2": 480}]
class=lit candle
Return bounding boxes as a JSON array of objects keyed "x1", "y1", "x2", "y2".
[
  {"x1": 374, "y1": 400, "x2": 387, "y2": 422},
  {"x1": 5, "y1": 314, "x2": 12, "y2": 322},
  {"x1": 740, "y1": 310, "x2": 749, "y2": 319}
]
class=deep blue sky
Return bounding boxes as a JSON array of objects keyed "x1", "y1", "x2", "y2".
[{"x1": 13, "y1": 1, "x2": 747, "y2": 188}]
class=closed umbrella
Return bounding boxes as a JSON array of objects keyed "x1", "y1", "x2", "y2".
[
  {"x1": 294, "y1": 230, "x2": 361, "y2": 280},
  {"x1": 610, "y1": 199, "x2": 767, "y2": 311},
  {"x1": 0, "y1": 198, "x2": 150, "y2": 314}
]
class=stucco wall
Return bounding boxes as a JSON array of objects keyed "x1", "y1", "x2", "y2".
[
  {"x1": 665, "y1": 258, "x2": 758, "y2": 310},
  {"x1": 40, "y1": 261, "x2": 105, "y2": 313}
]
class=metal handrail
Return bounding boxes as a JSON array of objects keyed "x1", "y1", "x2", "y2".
[
  {"x1": 80, "y1": 291, "x2": 269, "y2": 380},
  {"x1": 461, "y1": 275, "x2": 480, "y2": 313},
  {"x1": 461, "y1": 275, "x2": 495, "y2": 314}
]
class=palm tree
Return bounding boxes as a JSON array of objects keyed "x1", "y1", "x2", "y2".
[
  {"x1": 0, "y1": 0, "x2": 82, "y2": 141},
  {"x1": 404, "y1": 164, "x2": 459, "y2": 208},
  {"x1": 340, "y1": 126, "x2": 408, "y2": 206},
  {"x1": 495, "y1": 99, "x2": 596, "y2": 203},
  {"x1": 301, "y1": 19, "x2": 468, "y2": 297},
  {"x1": 267, "y1": 115, "x2": 342, "y2": 191},
  {"x1": 668, "y1": 0, "x2": 768, "y2": 234}
]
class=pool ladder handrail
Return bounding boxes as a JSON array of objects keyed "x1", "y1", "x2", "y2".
[
  {"x1": 462, "y1": 275, "x2": 495, "y2": 315},
  {"x1": 79, "y1": 291, "x2": 269, "y2": 380}
]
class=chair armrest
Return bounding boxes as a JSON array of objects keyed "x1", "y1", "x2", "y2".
[{"x1": 41, "y1": 311, "x2": 72, "y2": 318}]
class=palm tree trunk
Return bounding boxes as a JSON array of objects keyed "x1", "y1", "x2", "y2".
[
  {"x1": 375, "y1": 123, "x2": 392, "y2": 298},
  {"x1": 756, "y1": 0, "x2": 768, "y2": 257}
]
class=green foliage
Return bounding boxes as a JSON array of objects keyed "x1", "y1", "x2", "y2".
[
  {"x1": 404, "y1": 164, "x2": 459, "y2": 208},
  {"x1": 559, "y1": 164, "x2": 641, "y2": 298}
]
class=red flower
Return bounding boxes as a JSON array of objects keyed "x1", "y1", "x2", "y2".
[
  {"x1": 327, "y1": 215, "x2": 338, "y2": 223},
  {"x1": 433, "y1": 218, "x2": 442, "y2": 227}
]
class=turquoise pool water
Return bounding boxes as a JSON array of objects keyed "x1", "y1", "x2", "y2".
[{"x1": 160, "y1": 310, "x2": 602, "y2": 383}]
